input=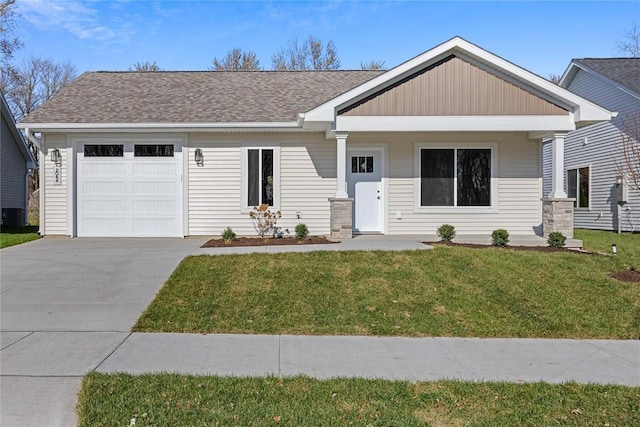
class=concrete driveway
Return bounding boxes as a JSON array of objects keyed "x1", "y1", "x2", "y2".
[{"x1": 0, "y1": 237, "x2": 207, "y2": 427}]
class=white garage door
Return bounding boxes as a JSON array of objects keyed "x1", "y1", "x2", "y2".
[{"x1": 77, "y1": 142, "x2": 183, "y2": 237}]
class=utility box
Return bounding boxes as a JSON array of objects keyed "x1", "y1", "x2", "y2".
[{"x1": 616, "y1": 177, "x2": 629, "y2": 205}]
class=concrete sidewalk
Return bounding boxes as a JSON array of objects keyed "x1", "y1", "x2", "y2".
[{"x1": 95, "y1": 333, "x2": 640, "y2": 386}]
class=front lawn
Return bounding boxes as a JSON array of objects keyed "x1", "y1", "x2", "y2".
[
  {"x1": 134, "y1": 238, "x2": 640, "y2": 338},
  {"x1": 77, "y1": 373, "x2": 639, "y2": 427},
  {"x1": 0, "y1": 226, "x2": 40, "y2": 249}
]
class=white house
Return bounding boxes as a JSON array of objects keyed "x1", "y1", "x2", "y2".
[
  {"x1": 544, "y1": 58, "x2": 639, "y2": 232},
  {"x1": 1, "y1": 92, "x2": 37, "y2": 227},
  {"x1": 18, "y1": 37, "x2": 612, "y2": 239}
]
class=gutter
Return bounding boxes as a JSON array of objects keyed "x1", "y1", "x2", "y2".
[{"x1": 17, "y1": 121, "x2": 306, "y2": 133}]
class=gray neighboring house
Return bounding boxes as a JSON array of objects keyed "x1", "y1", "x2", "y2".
[
  {"x1": 1, "y1": 92, "x2": 37, "y2": 227},
  {"x1": 543, "y1": 58, "x2": 639, "y2": 232}
]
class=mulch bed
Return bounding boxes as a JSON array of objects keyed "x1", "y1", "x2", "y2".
[
  {"x1": 609, "y1": 270, "x2": 640, "y2": 283},
  {"x1": 201, "y1": 236, "x2": 337, "y2": 248}
]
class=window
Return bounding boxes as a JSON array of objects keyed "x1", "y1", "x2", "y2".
[
  {"x1": 134, "y1": 144, "x2": 174, "y2": 157},
  {"x1": 84, "y1": 144, "x2": 123, "y2": 157},
  {"x1": 567, "y1": 167, "x2": 589, "y2": 208},
  {"x1": 419, "y1": 148, "x2": 492, "y2": 207},
  {"x1": 351, "y1": 156, "x2": 374, "y2": 174},
  {"x1": 247, "y1": 148, "x2": 275, "y2": 207}
]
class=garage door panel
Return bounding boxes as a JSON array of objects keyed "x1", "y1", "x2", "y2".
[{"x1": 77, "y1": 142, "x2": 183, "y2": 237}]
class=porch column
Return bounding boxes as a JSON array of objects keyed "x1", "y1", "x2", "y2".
[
  {"x1": 335, "y1": 132, "x2": 349, "y2": 198},
  {"x1": 543, "y1": 132, "x2": 574, "y2": 238},
  {"x1": 329, "y1": 132, "x2": 353, "y2": 239},
  {"x1": 548, "y1": 132, "x2": 567, "y2": 199}
]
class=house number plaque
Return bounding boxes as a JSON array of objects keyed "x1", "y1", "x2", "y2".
[{"x1": 54, "y1": 166, "x2": 62, "y2": 185}]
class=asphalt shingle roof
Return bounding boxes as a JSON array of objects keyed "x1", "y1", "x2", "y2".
[
  {"x1": 575, "y1": 58, "x2": 640, "y2": 95},
  {"x1": 21, "y1": 70, "x2": 384, "y2": 124}
]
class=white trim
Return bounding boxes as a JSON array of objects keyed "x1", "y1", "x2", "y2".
[
  {"x1": 548, "y1": 132, "x2": 568, "y2": 199},
  {"x1": 183, "y1": 136, "x2": 190, "y2": 237},
  {"x1": 303, "y1": 37, "x2": 612, "y2": 126},
  {"x1": 66, "y1": 136, "x2": 75, "y2": 237},
  {"x1": 39, "y1": 134, "x2": 45, "y2": 235},
  {"x1": 566, "y1": 164, "x2": 592, "y2": 210},
  {"x1": 17, "y1": 122, "x2": 302, "y2": 133},
  {"x1": 335, "y1": 115, "x2": 577, "y2": 132},
  {"x1": 240, "y1": 143, "x2": 281, "y2": 214},
  {"x1": 335, "y1": 132, "x2": 349, "y2": 198},
  {"x1": 413, "y1": 142, "x2": 499, "y2": 214}
]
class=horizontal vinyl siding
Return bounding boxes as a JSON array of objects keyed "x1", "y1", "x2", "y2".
[
  {"x1": 348, "y1": 132, "x2": 541, "y2": 235},
  {"x1": 187, "y1": 133, "x2": 335, "y2": 236},
  {"x1": 564, "y1": 69, "x2": 640, "y2": 231},
  {"x1": 43, "y1": 134, "x2": 69, "y2": 235},
  {"x1": 1, "y1": 114, "x2": 28, "y2": 210}
]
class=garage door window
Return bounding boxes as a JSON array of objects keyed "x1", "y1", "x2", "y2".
[
  {"x1": 134, "y1": 144, "x2": 174, "y2": 157},
  {"x1": 84, "y1": 144, "x2": 124, "y2": 157}
]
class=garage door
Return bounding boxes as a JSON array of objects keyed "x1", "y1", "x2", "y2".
[{"x1": 77, "y1": 142, "x2": 183, "y2": 237}]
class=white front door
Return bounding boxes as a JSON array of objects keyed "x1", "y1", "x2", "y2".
[
  {"x1": 76, "y1": 142, "x2": 183, "y2": 237},
  {"x1": 347, "y1": 150, "x2": 383, "y2": 233}
]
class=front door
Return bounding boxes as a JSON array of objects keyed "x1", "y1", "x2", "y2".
[{"x1": 347, "y1": 150, "x2": 383, "y2": 233}]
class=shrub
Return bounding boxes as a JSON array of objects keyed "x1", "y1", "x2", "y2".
[
  {"x1": 221, "y1": 227, "x2": 236, "y2": 244},
  {"x1": 294, "y1": 223, "x2": 309, "y2": 241},
  {"x1": 491, "y1": 229, "x2": 510, "y2": 246},
  {"x1": 249, "y1": 204, "x2": 282, "y2": 238},
  {"x1": 547, "y1": 231, "x2": 566, "y2": 248},
  {"x1": 436, "y1": 224, "x2": 456, "y2": 242}
]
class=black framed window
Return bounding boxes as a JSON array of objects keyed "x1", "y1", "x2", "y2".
[
  {"x1": 84, "y1": 145, "x2": 123, "y2": 157},
  {"x1": 134, "y1": 144, "x2": 174, "y2": 157},
  {"x1": 420, "y1": 148, "x2": 491, "y2": 207},
  {"x1": 351, "y1": 156, "x2": 374, "y2": 174},
  {"x1": 247, "y1": 148, "x2": 274, "y2": 206}
]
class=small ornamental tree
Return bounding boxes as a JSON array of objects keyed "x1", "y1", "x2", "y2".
[{"x1": 249, "y1": 204, "x2": 282, "y2": 238}]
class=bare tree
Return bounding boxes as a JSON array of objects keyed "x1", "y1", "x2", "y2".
[
  {"x1": 129, "y1": 60, "x2": 163, "y2": 72},
  {"x1": 210, "y1": 48, "x2": 261, "y2": 71},
  {"x1": 618, "y1": 23, "x2": 640, "y2": 57},
  {"x1": 618, "y1": 110, "x2": 640, "y2": 191},
  {"x1": 0, "y1": 0, "x2": 22, "y2": 65},
  {"x1": 271, "y1": 36, "x2": 340, "y2": 71},
  {"x1": 548, "y1": 74, "x2": 562, "y2": 85},
  {"x1": 361, "y1": 60, "x2": 386, "y2": 70},
  {"x1": 3, "y1": 56, "x2": 77, "y2": 121}
]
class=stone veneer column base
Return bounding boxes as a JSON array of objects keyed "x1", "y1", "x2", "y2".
[
  {"x1": 329, "y1": 198, "x2": 353, "y2": 239},
  {"x1": 542, "y1": 198, "x2": 575, "y2": 238}
]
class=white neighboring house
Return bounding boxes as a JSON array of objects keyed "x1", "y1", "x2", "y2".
[
  {"x1": 18, "y1": 37, "x2": 613, "y2": 239},
  {"x1": 544, "y1": 58, "x2": 640, "y2": 232},
  {"x1": 1, "y1": 92, "x2": 37, "y2": 227}
]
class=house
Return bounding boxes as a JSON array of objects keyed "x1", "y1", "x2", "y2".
[
  {"x1": 543, "y1": 58, "x2": 640, "y2": 232},
  {"x1": 17, "y1": 37, "x2": 613, "y2": 239},
  {"x1": 1, "y1": 92, "x2": 37, "y2": 227}
]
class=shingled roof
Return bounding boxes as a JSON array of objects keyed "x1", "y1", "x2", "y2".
[
  {"x1": 20, "y1": 70, "x2": 383, "y2": 124},
  {"x1": 574, "y1": 58, "x2": 640, "y2": 95}
]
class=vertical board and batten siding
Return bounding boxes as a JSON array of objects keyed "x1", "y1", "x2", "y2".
[
  {"x1": 562, "y1": 68, "x2": 640, "y2": 231},
  {"x1": 187, "y1": 133, "x2": 335, "y2": 236},
  {"x1": 1, "y1": 113, "x2": 28, "y2": 211},
  {"x1": 42, "y1": 134, "x2": 69, "y2": 235},
  {"x1": 340, "y1": 56, "x2": 568, "y2": 117},
  {"x1": 348, "y1": 132, "x2": 541, "y2": 235}
]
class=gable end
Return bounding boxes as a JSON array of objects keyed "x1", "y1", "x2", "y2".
[{"x1": 339, "y1": 55, "x2": 568, "y2": 117}]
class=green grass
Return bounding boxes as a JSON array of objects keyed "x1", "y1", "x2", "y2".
[
  {"x1": 77, "y1": 373, "x2": 639, "y2": 427},
  {"x1": 134, "y1": 233, "x2": 640, "y2": 338},
  {"x1": 575, "y1": 228, "x2": 639, "y2": 269},
  {"x1": 0, "y1": 226, "x2": 40, "y2": 248}
]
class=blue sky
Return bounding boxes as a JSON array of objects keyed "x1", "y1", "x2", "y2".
[{"x1": 12, "y1": 0, "x2": 640, "y2": 78}]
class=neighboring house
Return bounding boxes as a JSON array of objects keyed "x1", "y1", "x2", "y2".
[
  {"x1": 543, "y1": 58, "x2": 639, "y2": 232},
  {"x1": 1, "y1": 92, "x2": 37, "y2": 227},
  {"x1": 18, "y1": 37, "x2": 612, "y2": 239}
]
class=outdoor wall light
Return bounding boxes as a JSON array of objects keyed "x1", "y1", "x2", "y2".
[
  {"x1": 50, "y1": 148, "x2": 62, "y2": 165},
  {"x1": 194, "y1": 147, "x2": 204, "y2": 166}
]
